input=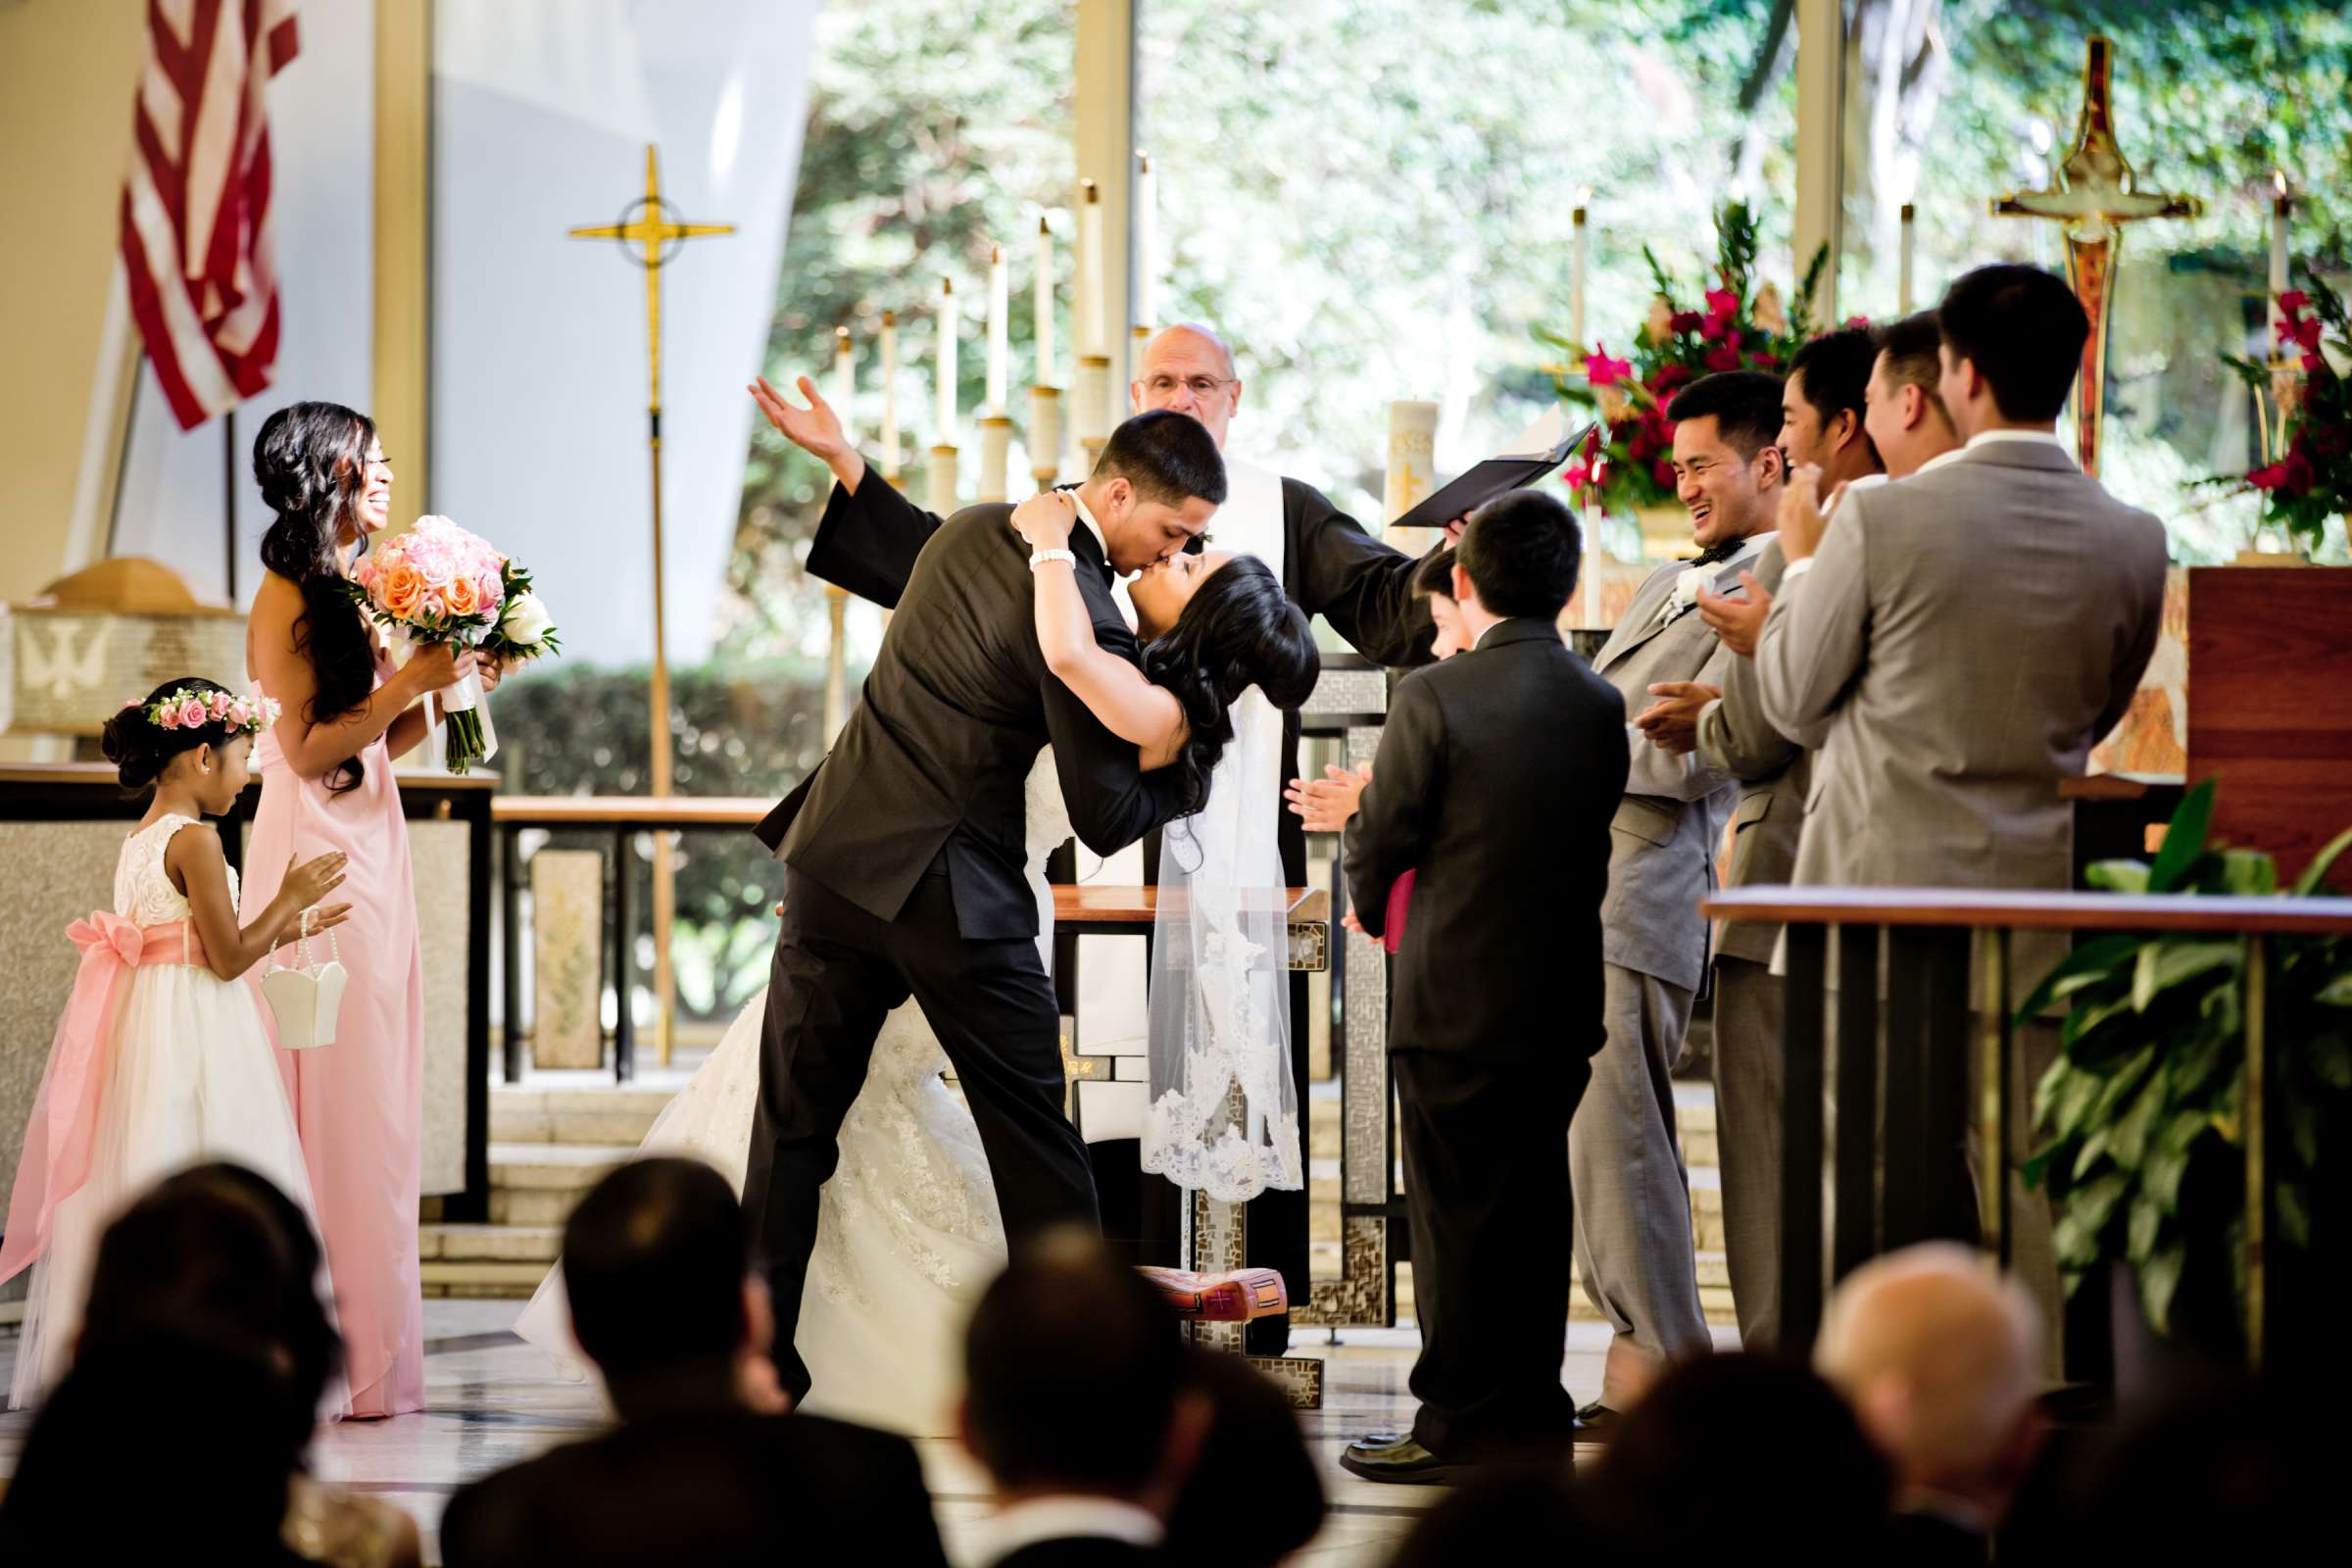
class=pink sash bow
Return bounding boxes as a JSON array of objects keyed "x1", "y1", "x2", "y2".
[{"x1": 0, "y1": 912, "x2": 209, "y2": 1282}]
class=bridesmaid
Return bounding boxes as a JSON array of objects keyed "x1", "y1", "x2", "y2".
[{"x1": 243, "y1": 401, "x2": 492, "y2": 1418}]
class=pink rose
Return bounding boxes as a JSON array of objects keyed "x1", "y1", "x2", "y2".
[
  {"x1": 1704, "y1": 287, "x2": 1740, "y2": 320},
  {"x1": 156, "y1": 705, "x2": 180, "y2": 729},
  {"x1": 1585, "y1": 345, "x2": 1635, "y2": 387},
  {"x1": 475, "y1": 571, "x2": 505, "y2": 610},
  {"x1": 177, "y1": 698, "x2": 207, "y2": 728}
]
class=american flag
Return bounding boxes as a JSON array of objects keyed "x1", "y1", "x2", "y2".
[{"x1": 122, "y1": 0, "x2": 300, "y2": 431}]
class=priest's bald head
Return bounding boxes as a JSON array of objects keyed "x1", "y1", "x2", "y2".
[{"x1": 1133, "y1": 324, "x2": 1243, "y2": 450}]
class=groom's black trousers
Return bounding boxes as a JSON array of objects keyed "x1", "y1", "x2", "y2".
[{"x1": 744, "y1": 861, "x2": 1099, "y2": 1402}]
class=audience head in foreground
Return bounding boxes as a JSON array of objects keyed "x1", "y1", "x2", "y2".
[
  {"x1": 1935, "y1": 264, "x2": 2090, "y2": 438},
  {"x1": 1453, "y1": 488, "x2": 1584, "y2": 629},
  {"x1": 1814, "y1": 1242, "x2": 2046, "y2": 1538},
  {"x1": 562, "y1": 1154, "x2": 787, "y2": 1420},
  {"x1": 1162, "y1": 1348, "x2": 1325, "y2": 1568},
  {"x1": 1586, "y1": 1353, "x2": 1892, "y2": 1563},
  {"x1": 962, "y1": 1229, "x2": 1210, "y2": 1563}
]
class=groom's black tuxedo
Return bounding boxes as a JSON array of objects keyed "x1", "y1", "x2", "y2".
[{"x1": 747, "y1": 504, "x2": 1187, "y2": 1402}]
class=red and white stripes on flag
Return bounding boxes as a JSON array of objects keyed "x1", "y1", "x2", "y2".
[{"x1": 122, "y1": 0, "x2": 300, "y2": 431}]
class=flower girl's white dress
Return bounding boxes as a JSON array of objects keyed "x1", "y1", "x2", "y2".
[
  {"x1": 6, "y1": 814, "x2": 333, "y2": 1408},
  {"x1": 511, "y1": 761, "x2": 1079, "y2": 1436}
]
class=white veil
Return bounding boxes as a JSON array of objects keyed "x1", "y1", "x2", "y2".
[{"x1": 1140, "y1": 685, "x2": 1303, "y2": 1203}]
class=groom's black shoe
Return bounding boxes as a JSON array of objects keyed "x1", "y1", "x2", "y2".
[{"x1": 1339, "y1": 1432, "x2": 1472, "y2": 1486}]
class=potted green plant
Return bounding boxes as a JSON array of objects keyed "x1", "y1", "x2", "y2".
[{"x1": 2019, "y1": 779, "x2": 2352, "y2": 1356}]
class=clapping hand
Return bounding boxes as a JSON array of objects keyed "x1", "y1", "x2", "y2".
[
  {"x1": 1696, "y1": 571, "x2": 1772, "y2": 659},
  {"x1": 1778, "y1": 464, "x2": 1846, "y2": 564},
  {"x1": 1286, "y1": 763, "x2": 1370, "y2": 833},
  {"x1": 1635, "y1": 681, "x2": 1720, "y2": 756},
  {"x1": 1011, "y1": 490, "x2": 1078, "y2": 552}
]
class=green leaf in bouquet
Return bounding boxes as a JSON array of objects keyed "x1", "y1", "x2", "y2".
[
  {"x1": 2138, "y1": 1241, "x2": 2185, "y2": 1337},
  {"x1": 2146, "y1": 778, "x2": 2218, "y2": 893}
]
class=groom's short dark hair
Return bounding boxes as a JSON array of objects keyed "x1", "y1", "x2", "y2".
[
  {"x1": 1457, "y1": 489, "x2": 1582, "y2": 621},
  {"x1": 1094, "y1": 409, "x2": 1228, "y2": 507},
  {"x1": 564, "y1": 1157, "x2": 747, "y2": 1395},
  {"x1": 1936, "y1": 264, "x2": 2088, "y2": 423}
]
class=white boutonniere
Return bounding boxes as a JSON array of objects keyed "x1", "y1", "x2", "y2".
[{"x1": 1655, "y1": 565, "x2": 1714, "y2": 629}]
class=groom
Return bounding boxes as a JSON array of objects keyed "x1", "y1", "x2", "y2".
[{"x1": 747, "y1": 410, "x2": 1226, "y2": 1402}]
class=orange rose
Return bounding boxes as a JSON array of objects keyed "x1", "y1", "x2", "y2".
[
  {"x1": 445, "y1": 573, "x2": 481, "y2": 616},
  {"x1": 378, "y1": 561, "x2": 425, "y2": 618}
]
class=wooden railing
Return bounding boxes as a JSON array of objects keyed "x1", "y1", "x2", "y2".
[{"x1": 1702, "y1": 885, "x2": 2352, "y2": 1373}]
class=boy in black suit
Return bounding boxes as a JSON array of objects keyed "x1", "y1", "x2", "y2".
[{"x1": 1340, "y1": 490, "x2": 1631, "y2": 1483}]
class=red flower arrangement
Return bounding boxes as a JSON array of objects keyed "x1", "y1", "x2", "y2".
[
  {"x1": 1544, "y1": 202, "x2": 1829, "y2": 515},
  {"x1": 2209, "y1": 280, "x2": 2350, "y2": 556}
]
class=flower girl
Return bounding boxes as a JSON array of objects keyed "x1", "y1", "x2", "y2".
[{"x1": 1, "y1": 679, "x2": 352, "y2": 1408}]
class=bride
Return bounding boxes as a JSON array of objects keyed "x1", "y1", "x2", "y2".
[{"x1": 516, "y1": 491, "x2": 1316, "y2": 1436}]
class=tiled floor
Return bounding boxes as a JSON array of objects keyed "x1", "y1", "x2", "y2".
[{"x1": 0, "y1": 1300, "x2": 1738, "y2": 1565}]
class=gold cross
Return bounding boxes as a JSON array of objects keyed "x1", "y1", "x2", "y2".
[
  {"x1": 567, "y1": 144, "x2": 736, "y2": 428},
  {"x1": 1989, "y1": 36, "x2": 2199, "y2": 476}
]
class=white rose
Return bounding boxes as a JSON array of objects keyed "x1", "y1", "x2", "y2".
[{"x1": 499, "y1": 590, "x2": 555, "y2": 651}]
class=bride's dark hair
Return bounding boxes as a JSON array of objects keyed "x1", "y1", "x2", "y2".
[
  {"x1": 254, "y1": 402, "x2": 376, "y2": 795},
  {"x1": 1140, "y1": 555, "x2": 1319, "y2": 817}
]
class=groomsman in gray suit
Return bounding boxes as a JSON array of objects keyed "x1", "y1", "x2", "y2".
[
  {"x1": 1574, "y1": 370, "x2": 1786, "y2": 1421},
  {"x1": 1641, "y1": 331, "x2": 1884, "y2": 1351},
  {"x1": 1754, "y1": 266, "x2": 2169, "y2": 1350}
]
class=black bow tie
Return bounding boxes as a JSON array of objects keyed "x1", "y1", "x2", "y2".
[{"x1": 1689, "y1": 539, "x2": 1743, "y2": 568}]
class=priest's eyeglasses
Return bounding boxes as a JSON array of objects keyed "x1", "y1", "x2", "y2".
[{"x1": 1143, "y1": 374, "x2": 1236, "y2": 400}]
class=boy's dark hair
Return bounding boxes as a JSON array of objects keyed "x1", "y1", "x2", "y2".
[
  {"x1": 1412, "y1": 545, "x2": 1457, "y2": 599},
  {"x1": 1455, "y1": 490, "x2": 1582, "y2": 621},
  {"x1": 1093, "y1": 409, "x2": 1228, "y2": 507},
  {"x1": 1935, "y1": 264, "x2": 2089, "y2": 423}
]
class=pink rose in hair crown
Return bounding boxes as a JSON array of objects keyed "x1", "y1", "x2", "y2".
[{"x1": 176, "y1": 698, "x2": 207, "y2": 728}]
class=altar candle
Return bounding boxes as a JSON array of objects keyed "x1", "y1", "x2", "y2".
[
  {"x1": 2271, "y1": 171, "x2": 2292, "y2": 347},
  {"x1": 1898, "y1": 203, "x2": 1916, "y2": 313},
  {"x1": 880, "y1": 311, "x2": 901, "y2": 479},
  {"x1": 831, "y1": 326, "x2": 855, "y2": 430},
  {"x1": 935, "y1": 276, "x2": 957, "y2": 446},
  {"x1": 1570, "y1": 202, "x2": 1589, "y2": 346},
  {"x1": 1136, "y1": 152, "x2": 1157, "y2": 329},
  {"x1": 986, "y1": 245, "x2": 1010, "y2": 415},
  {"x1": 1034, "y1": 216, "x2": 1056, "y2": 387},
  {"x1": 1078, "y1": 178, "x2": 1104, "y2": 357}
]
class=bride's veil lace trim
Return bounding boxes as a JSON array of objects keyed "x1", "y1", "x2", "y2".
[{"x1": 1141, "y1": 687, "x2": 1304, "y2": 1204}]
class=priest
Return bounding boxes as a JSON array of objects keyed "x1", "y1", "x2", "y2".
[{"x1": 750, "y1": 322, "x2": 1440, "y2": 1356}]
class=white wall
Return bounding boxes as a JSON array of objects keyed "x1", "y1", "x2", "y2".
[
  {"x1": 110, "y1": 0, "x2": 379, "y2": 609},
  {"x1": 430, "y1": 0, "x2": 817, "y2": 668}
]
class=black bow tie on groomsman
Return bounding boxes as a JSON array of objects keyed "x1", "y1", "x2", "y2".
[{"x1": 1688, "y1": 538, "x2": 1745, "y2": 568}]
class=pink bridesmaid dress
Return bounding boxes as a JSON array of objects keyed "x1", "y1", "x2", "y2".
[{"x1": 244, "y1": 676, "x2": 426, "y2": 1418}]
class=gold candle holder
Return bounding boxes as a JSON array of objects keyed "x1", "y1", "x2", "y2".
[
  {"x1": 928, "y1": 443, "x2": 959, "y2": 517},
  {"x1": 1029, "y1": 384, "x2": 1063, "y2": 490},
  {"x1": 977, "y1": 415, "x2": 1014, "y2": 504}
]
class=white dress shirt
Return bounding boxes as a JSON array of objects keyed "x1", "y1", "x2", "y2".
[{"x1": 975, "y1": 1495, "x2": 1165, "y2": 1565}]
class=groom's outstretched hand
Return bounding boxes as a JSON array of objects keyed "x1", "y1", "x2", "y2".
[{"x1": 750, "y1": 374, "x2": 867, "y2": 493}]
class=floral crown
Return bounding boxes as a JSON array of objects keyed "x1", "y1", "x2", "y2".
[{"x1": 124, "y1": 685, "x2": 280, "y2": 736}]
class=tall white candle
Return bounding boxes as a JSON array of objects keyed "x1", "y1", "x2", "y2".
[
  {"x1": 831, "y1": 326, "x2": 855, "y2": 431},
  {"x1": 1135, "y1": 152, "x2": 1157, "y2": 329},
  {"x1": 2271, "y1": 171, "x2": 2292, "y2": 349},
  {"x1": 1570, "y1": 204, "x2": 1589, "y2": 346},
  {"x1": 1078, "y1": 178, "x2": 1104, "y2": 358},
  {"x1": 1034, "y1": 216, "x2": 1056, "y2": 388},
  {"x1": 1898, "y1": 202, "x2": 1916, "y2": 313},
  {"x1": 879, "y1": 310, "x2": 901, "y2": 480},
  {"x1": 935, "y1": 276, "x2": 958, "y2": 447},
  {"x1": 986, "y1": 245, "x2": 1010, "y2": 415}
]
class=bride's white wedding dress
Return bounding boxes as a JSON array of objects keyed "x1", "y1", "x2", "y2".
[{"x1": 513, "y1": 757, "x2": 1072, "y2": 1437}]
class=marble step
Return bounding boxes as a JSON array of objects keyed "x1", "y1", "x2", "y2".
[
  {"x1": 490, "y1": 1087, "x2": 672, "y2": 1147},
  {"x1": 420, "y1": 1222, "x2": 562, "y2": 1264},
  {"x1": 486, "y1": 1143, "x2": 632, "y2": 1228},
  {"x1": 420, "y1": 1259, "x2": 550, "y2": 1299}
]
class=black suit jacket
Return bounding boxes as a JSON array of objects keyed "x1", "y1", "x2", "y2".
[
  {"x1": 758, "y1": 502, "x2": 1184, "y2": 939},
  {"x1": 802, "y1": 469, "x2": 1433, "y2": 883},
  {"x1": 1344, "y1": 617, "x2": 1629, "y2": 1060},
  {"x1": 437, "y1": 1408, "x2": 949, "y2": 1568}
]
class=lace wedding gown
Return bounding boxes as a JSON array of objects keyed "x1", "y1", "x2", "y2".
[{"x1": 514, "y1": 756, "x2": 1072, "y2": 1437}]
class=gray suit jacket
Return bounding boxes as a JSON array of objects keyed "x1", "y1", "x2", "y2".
[
  {"x1": 1593, "y1": 554, "x2": 1746, "y2": 993},
  {"x1": 1753, "y1": 438, "x2": 2168, "y2": 980},
  {"x1": 1694, "y1": 534, "x2": 1807, "y2": 965}
]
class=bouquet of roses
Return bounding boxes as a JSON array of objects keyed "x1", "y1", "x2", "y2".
[
  {"x1": 341, "y1": 515, "x2": 560, "y2": 772},
  {"x1": 1541, "y1": 201, "x2": 1831, "y2": 516},
  {"x1": 2206, "y1": 278, "x2": 2352, "y2": 557}
]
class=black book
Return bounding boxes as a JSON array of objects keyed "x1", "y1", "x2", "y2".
[{"x1": 1390, "y1": 412, "x2": 1593, "y2": 532}]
